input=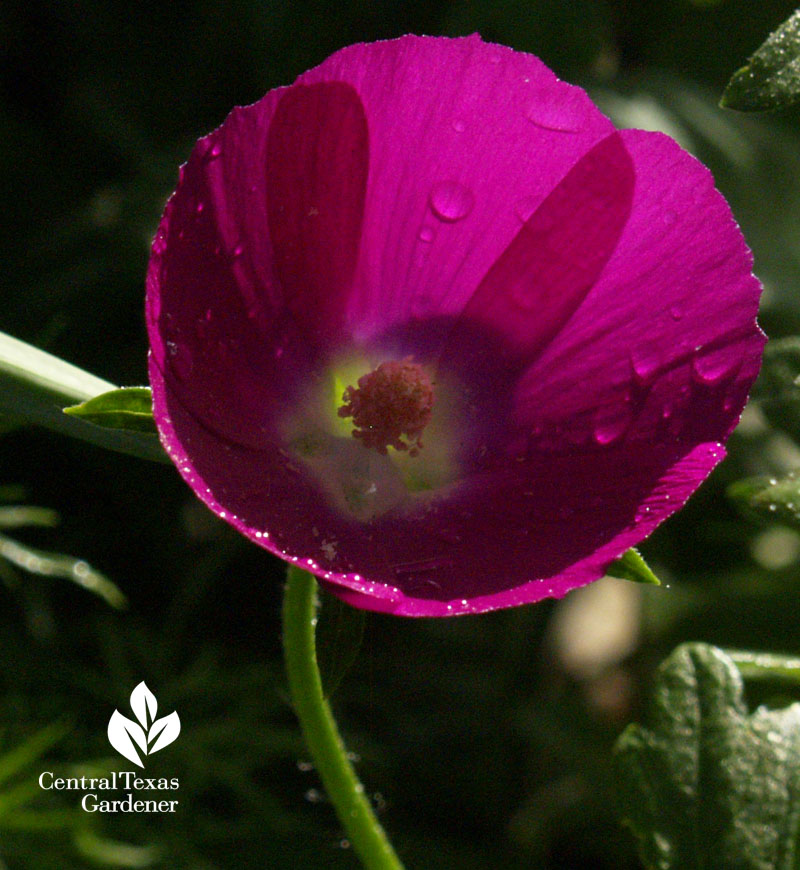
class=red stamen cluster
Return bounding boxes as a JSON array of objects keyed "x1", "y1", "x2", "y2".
[{"x1": 338, "y1": 359, "x2": 434, "y2": 456}]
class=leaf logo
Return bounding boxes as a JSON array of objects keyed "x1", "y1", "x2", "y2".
[{"x1": 107, "y1": 682, "x2": 180, "y2": 768}]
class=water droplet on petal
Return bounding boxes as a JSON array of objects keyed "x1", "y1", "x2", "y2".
[
  {"x1": 232, "y1": 244, "x2": 244, "y2": 258},
  {"x1": 629, "y1": 347, "x2": 660, "y2": 386},
  {"x1": 451, "y1": 119, "x2": 466, "y2": 133},
  {"x1": 167, "y1": 342, "x2": 193, "y2": 381},
  {"x1": 195, "y1": 201, "x2": 205, "y2": 214},
  {"x1": 592, "y1": 404, "x2": 633, "y2": 446},
  {"x1": 526, "y1": 87, "x2": 586, "y2": 133},
  {"x1": 429, "y1": 181, "x2": 474, "y2": 222},
  {"x1": 691, "y1": 347, "x2": 738, "y2": 386},
  {"x1": 514, "y1": 195, "x2": 539, "y2": 223},
  {"x1": 209, "y1": 143, "x2": 222, "y2": 158},
  {"x1": 418, "y1": 225, "x2": 435, "y2": 243},
  {"x1": 669, "y1": 304, "x2": 684, "y2": 321}
]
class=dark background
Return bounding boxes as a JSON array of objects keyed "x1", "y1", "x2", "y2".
[{"x1": 2, "y1": 0, "x2": 800, "y2": 867}]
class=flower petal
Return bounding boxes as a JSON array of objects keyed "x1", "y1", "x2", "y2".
[
  {"x1": 146, "y1": 97, "x2": 314, "y2": 450},
  {"x1": 319, "y1": 441, "x2": 726, "y2": 616},
  {"x1": 153, "y1": 351, "x2": 725, "y2": 616},
  {"x1": 442, "y1": 131, "x2": 634, "y2": 369},
  {"x1": 266, "y1": 81, "x2": 369, "y2": 350},
  {"x1": 294, "y1": 35, "x2": 615, "y2": 343},
  {"x1": 511, "y1": 129, "x2": 765, "y2": 452}
]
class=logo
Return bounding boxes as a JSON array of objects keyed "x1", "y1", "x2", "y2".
[{"x1": 107, "y1": 682, "x2": 180, "y2": 768}]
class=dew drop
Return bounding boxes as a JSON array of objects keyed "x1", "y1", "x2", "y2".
[
  {"x1": 669, "y1": 304, "x2": 684, "y2": 321},
  {"x1": 418, "y1": 225, "x2": 435, "y2": 243},
  {"x1": 209, "y1": 143, "x2": 222, "y2": 158},
  {"x1": 526, "y1": 87, "x2": 586, "y2": 133},
  {"x1": 195, "y1": 201, "x2": 205, "y2": 214},
  {"x1": 592, "y1": 405, "x2": 633, "y2": 446},
  {"x1": 429, "y1": 181, "x2": 474, "y2": 222},
  {"x1": 513, "y1": 195, "x2": 538, "y2": 223},
  {"x1": 629, "y1": 347, "x2": 660, "y2": 386},
  {"x1": 451, "y1": 118, "x2": 466, "y2": 133},
  {"x1": 691, "y1": 347, "x2": 738, "y2": 386},
  {"x1": 232, "y1": 244, "x2": 244, "y2": 258},
  {"x1": 167, "y1": 341, "x2": 193, "y2": 381}
]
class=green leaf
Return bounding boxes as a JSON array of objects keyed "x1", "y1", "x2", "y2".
[
  {"x1": 0, "y1": 722, "x2": 70, "y2": 789},
  {"x1": 721, "y1": 9, "x2": 800, "y2": 111},
  {"x1": 316, "y1": 587, "x2": 366, "y2": 698},
  {"x1": 752, "y1": 337, "x2": 800, "y2": 441},
  {"x1": 606, "y1": 548, "x2": 661, "y2": 585},
  {"x1": 0, "y1": 331, "x2": 168, "y2": 463},
  {"x1": 0, "y1": 532, "x2": 127, "y2": 609},
  {"x1": 726, "y1": 650, "x2": 800, "y2": 685},
  {"x1": 0, "y1": 506, "x2": 59, "y2": 530},
  {"x1": 615, "y1": 643, "x2": 800, "y2": 870},
  {"x1": 63, "y1": 387, "x2": 156, "y2": 433},
  {"x1": 727, "y1": 471, "x2": 800, "y2": 529}
]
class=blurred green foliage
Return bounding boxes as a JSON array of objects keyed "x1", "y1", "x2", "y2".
[{"x1": 3, "y1": 0, "x2": 800, "y2": 867}]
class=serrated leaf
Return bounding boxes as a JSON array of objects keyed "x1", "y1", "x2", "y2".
[
  {"x1": 316, "y1": 587, "x2": 366, "y2": 698},
  {"x1": 606, "y1": 548, "x2": 661, "y2": 585},
  {"x1": 751, "y1": 337, "x2": 800, "y2": 441},
  {"x1": 722, "y1": 9, "x2": 800, "y2": 111},
  {"x1": 615, "y1": 643, "x2": 800, "y2": 870},
  {"x1": 63, "y1": 387, "x2": 157, "y2": 433},
  {"x1": 727, "y1": 471, "x2": 800, "y2": 529}
]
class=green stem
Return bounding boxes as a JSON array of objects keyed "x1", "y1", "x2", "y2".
[{"x1": 282, "y1": 566, "x2": 405, "y2": 870}]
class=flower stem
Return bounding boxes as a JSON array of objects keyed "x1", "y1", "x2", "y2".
[{"x1": 282, "y1": 566, "x2": 405, "y2": 870}]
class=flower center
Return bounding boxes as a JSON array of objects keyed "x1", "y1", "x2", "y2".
[{"x1": 337, "y1": 359, "x2": 434, "y2": 456}]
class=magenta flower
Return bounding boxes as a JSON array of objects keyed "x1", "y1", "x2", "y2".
[{"x1": 146, "y1": 35, "x2": 764, "y2": 616}]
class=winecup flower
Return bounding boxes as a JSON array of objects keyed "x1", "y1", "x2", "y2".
[{"x1": 147, "y1": 36, "x2": 764, "y2": 616}]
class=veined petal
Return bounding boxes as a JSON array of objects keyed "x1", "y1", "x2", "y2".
[
  {"x1": 511, "y1": 129, "x2": 765, "y2": 453},
  {"x1": 266, "y1": 82, "x2": 369, "y2": 350},
  {"x1": 441, "y1": 131, "x2": 634, "y2": 370}
]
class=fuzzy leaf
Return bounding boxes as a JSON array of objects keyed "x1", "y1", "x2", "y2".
[
  {"x1": 606, "y1": 548, "x2": 661, "y2": 585},
  {"x1": 63, "y1": 387, "x2": 157, "y2": 433},
  {"x1": 752, "y1": 337, "x2": 800, "y2": 441},
  {"x1": 615, "y1": 643, "x2": 800, "y2": 870},
  {"x1": 728, "y1": 471, "x2": 800, "y2": 529},
  {"x1": 722, "y1": 10, "x2": 800, "y2": 111}
]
